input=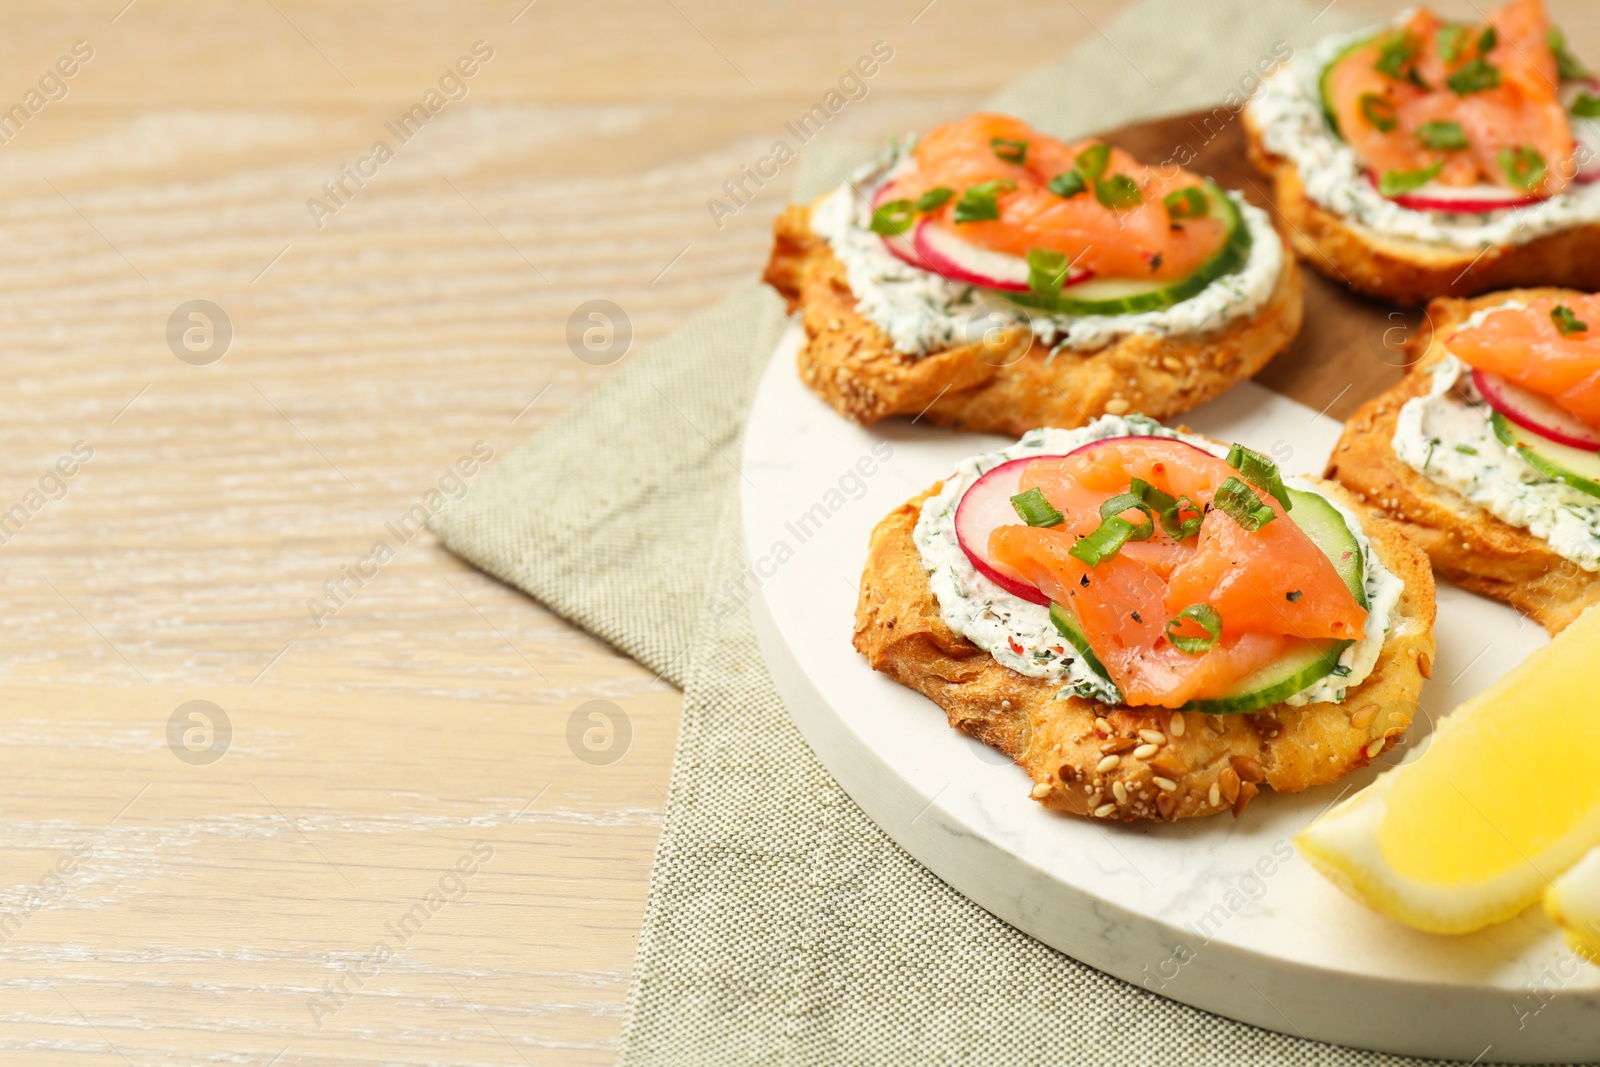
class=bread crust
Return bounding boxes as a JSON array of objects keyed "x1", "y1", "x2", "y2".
[
  {"x1": 1326, "y1": 288, "x2": 1600, "y2": 635},
  {"x1": 762, "y1": 201, "x2": 1304, "y2": 438},
  {"x1": 853, "y1": 468, "x2": 1437, "y2": 822},
  {"x1": 1244, "y1": 113, "x2": 1600, "y2": 306}
]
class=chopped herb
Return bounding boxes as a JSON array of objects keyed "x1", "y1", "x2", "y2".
[
  {"x1": 1416, "y1": 119, "x2": 1468, "y2": 150},
  {"x1": 1165, "y1": 603, "x2": 1222, "y2": 655},
  {"x1": 1069, "y1": 515, "x2": 1139, "y2": 566},
  {"x1": 1424, "y1": 438, "x2": 1438, "y2": 468},
  {"x1": 1331, "y1": 663, "x2": 1352, "y2": 677},
  {"x1": 1550, "y1": 26, "x2": 1588, "y2": 81},
  {"x1": 915, "y1": 186, "x2": 955, "y2": 212},
  {"x1": 991, "y1": 137, "x2": 1028, "y2": 165},
  {"x1": 1553, "y1": 304, "x2": 1590, "y2": 335},
  {"x1": 1026, "y1": 248, "x2": 1077, "y2": 295},
  {"x1": 1437, "y1": 23, "x2": 1468, "y2": 64},
  {"x1": 869, "y1": 199, "x2": 917, "y2": 236},
  {"x1": 1496, "y1": 145, "x2": 1547, "y2": 190},
  {"x1": 1378, "y1": 161, "x2": 1444, "y2": 197},
  {"x1": 1447, "y1": 56, "x2": 1501, "y2": 95},
  {"x1": 1573, "y1": 93, "x2": 1600, "y2": 118},
  {"x1": 1010, "y1": 487, "x2": 1065, "y2": 527},
  {"x1": 1047, "y1": 169, "x2": 1087, "y2": 198},
  {"x1": 1478, "y1": 25, "x2": 1497, "y2": 54},
  {"x1": 1360, "y1": 93, "x2": 1398, "y2": 132},
  {"x1": 1455, "y1": 443, "x2": 1479, "y2": 455},
  {"x1": 1075, "y1": 143, "x2": 1111, "y2": 181},
  {"x1": 1225, "y1": 442, "x2": 1293, "y2": 512},
  {"x1": 1097, "y1": 491, "x2": 1156, "y2": 541},
  {"x1": 1095, "y1": 174, "x2": 1143, "y2": 209},
  {"x1": 1163, "y1": 187, "x2": 1208, "y2": 220},
  {"x1": 1213, "y1": 476, "x2": 1277, "y2": 531},
  {"x1": 1286, "y1": 590, "x2": 1303, "y2": 602},
  {"x1": 1374, "y1": 31, "x2": 1418, "y2": 80},
  {"x1": 953, "y1": 179, "x2": 1014, "y2": 223}
]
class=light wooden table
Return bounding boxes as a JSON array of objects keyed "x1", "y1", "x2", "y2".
[{"x1": 0, "y1": 2, "x2": 1592, "y2": 1063}]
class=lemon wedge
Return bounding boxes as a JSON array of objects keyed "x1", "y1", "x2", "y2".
[
  {"x1": 1547, "y1": 847, "x2": 1600, "y2": 964},
  {"x1": 1296, "y1": 605, "x2": 1600, "y2": 934}
]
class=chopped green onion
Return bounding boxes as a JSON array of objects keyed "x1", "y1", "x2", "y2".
[
  {"x1": 1068, "y1": 516, "x2": 1138, "y2": 566},
  {"x1": 1574, "y1": 93, "x2": 1600, "y2": 119},
  {"x1": 1437, "y1": 24, "x2": 1468, "y2": 64},
  {"x1": 1224, "y1": 442, "x2": 1293, "y2": 512},
  {"x1": 1416, "y1": 119, "x2": 1468, "y2": 150},
  {"x1": 953, "y1": 179, "x2": 1013, "y2": 223},
  {"x1": 1496, "y1": 145, "x2": 1547, "y2": 191},
  {"x1": 1076, "y1": 143, "x2": 1111, "y2": 181},
  {"x1": 1026, "y1": 248, "x2": 1075, "y2": 295},
  {"x1": 1360, "y1": 93, "x2": 1398, "y2": 132},
  {"x1": 1378, "y1": 161, "x2": 1444, "y2": 197},
  {"x1": 1551, "y1": 26, "x2": 1588, "y2": 81},
  {"x1": 1163, "y1": 187, "x2": 1208, "y2": 220},
  {"x1": 1094, "y1": 174, "x2": 1143, "y2": 209},
  {"x1": 1010, "y1": 487, "x2": 1064, "y2": 527},
  {"x1": 869, "y1": 199, "x2": 916, "y2": 236},
  {"x1": 915, "y1": 186, "x2": 955, "y2": 212},
  {"x1": 1047, "y1": 169, "x2": 1087, "y2": 198},
  {"x1": 1478, "y1": 25, "x2": 1497, "y2": 54},
  {"x1": 1213, "y1": 476, "x2": 1277, "y2": 531},
  {"x1": 1098, "y1": 492, "x2": 1155, "y2": 541},
  {"x1": 1375, "y1": 32, "x2": 1418, "y2": 80},
  {"x1": 990, "y1": 137, "x2": 1028, "y2": 165},
  {"x1": 1165, "y1": 603, "x2": 1222, "y2": 655},
  {"x1": 1553, "y1": 305, "x2": 1590, "y2": 336},
  {"x1": 1129, "y1": 477, "x2": 1202, "y2": 540},
  {"x1": 1446, "y1": 56, "x2": 1501, "y2": 95}
]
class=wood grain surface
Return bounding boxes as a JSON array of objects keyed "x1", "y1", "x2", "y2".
[{"x1": 0, "y1": 1, "x2": 1593, "y2": 1064}]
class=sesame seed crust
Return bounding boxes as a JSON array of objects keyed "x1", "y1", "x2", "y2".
[
  {"x1": 761, "y1": 201, "x2": 1304, "y2": 439},
  {"x1": 853, "y1": 466, "x2": 1437, "y2": 823},
  {"x1": 1325, "y1": 288, "x2": 1600, "y2": 637}
]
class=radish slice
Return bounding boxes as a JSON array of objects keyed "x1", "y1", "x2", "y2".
[
  {"x1": 1368, "y1": 171, "x2": 1543, "y2": 213},
  {"x1": 1473, "y1": 368, "x2": 1600, "y2": 450},
  {"x1": 914, "y1": 220, "x2": 1033, "y2": 292},
  {"x1": 954, "y1": 457, "x2": 1050, "y2": 606},
  {"x1": 871, "y1": 181, "x2": 928, "y2": 270}
]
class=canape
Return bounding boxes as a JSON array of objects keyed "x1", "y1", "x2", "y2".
[
  {"x1": 1245, "y1": 0, "x2": 1600, "y2": 304},
  {"x1": 764, "y1": 113, "x2": 1303, "y2": 437},
  {"x1": 855, "y1": 417, "x2": 1436, "y2": 821},
  {"x1": 1329, "y1": 287, "x2": 1600, "y2": 632}
]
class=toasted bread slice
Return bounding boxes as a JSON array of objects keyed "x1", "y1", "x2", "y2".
[
  {"x1": 762, "y1": 201, "x2": 1303, "y2": 438},
  {"x1": 1326, "y1": 288, "x2": 1600, "y2": 634},
  {"x1": 853, "y1": 473, "x2": 1436, "y2": 822},
  {"x1": 1243, "y1": 114, "x2": 1600, "y2": 307}
]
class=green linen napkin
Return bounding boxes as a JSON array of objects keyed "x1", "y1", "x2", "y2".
[{"x1": 429, "y1": 1, "x2": 1575, "y2": 1062}]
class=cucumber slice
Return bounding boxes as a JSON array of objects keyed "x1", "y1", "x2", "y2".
[
  {"x1": 1180, "y1": 638, "x2": 1352, "y2": 716},
  {"x1": 1000, "y1": 182, "x2": 1250, "y2": 317},
  {"x1": 1492, "y1": 411, "x2": 1600, "y2": 500},
  {"x1": 1284, "y1": 486, "x2": 1368, "y2": 609},
  {"x1": 1049, "y1": 601, "x2": 1121, "y2": 699},
  {"x1": 1318, "y1": 34, "x2": 1378, "y2": 139}
]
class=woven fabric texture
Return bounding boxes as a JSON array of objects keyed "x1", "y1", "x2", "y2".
[{"x1": 428, "y1": 1, "x2": 1587, "y2": 1062}]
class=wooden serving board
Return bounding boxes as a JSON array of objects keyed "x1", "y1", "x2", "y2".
[{"x1": 1109, "y1": 107, "x2": 1416, "y2": 422}]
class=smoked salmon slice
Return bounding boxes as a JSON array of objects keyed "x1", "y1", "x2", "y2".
[
  {"x1": 891, "y1": 113, "x2": 1230, "y2": 282},
  {"x1": 1323, "y1": 0, "x2": 1574, "y2": 198},
  {"x1": 989, "y1": 438, "x2": 1367, "y2": 708},
  {"x1": 1447, "y1": 295, "x2": 1600, "y2": 426}
]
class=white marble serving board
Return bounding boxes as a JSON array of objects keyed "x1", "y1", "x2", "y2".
[{"x1": 741, "y1": 323, "x2": 1600, "y2": 1063}]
